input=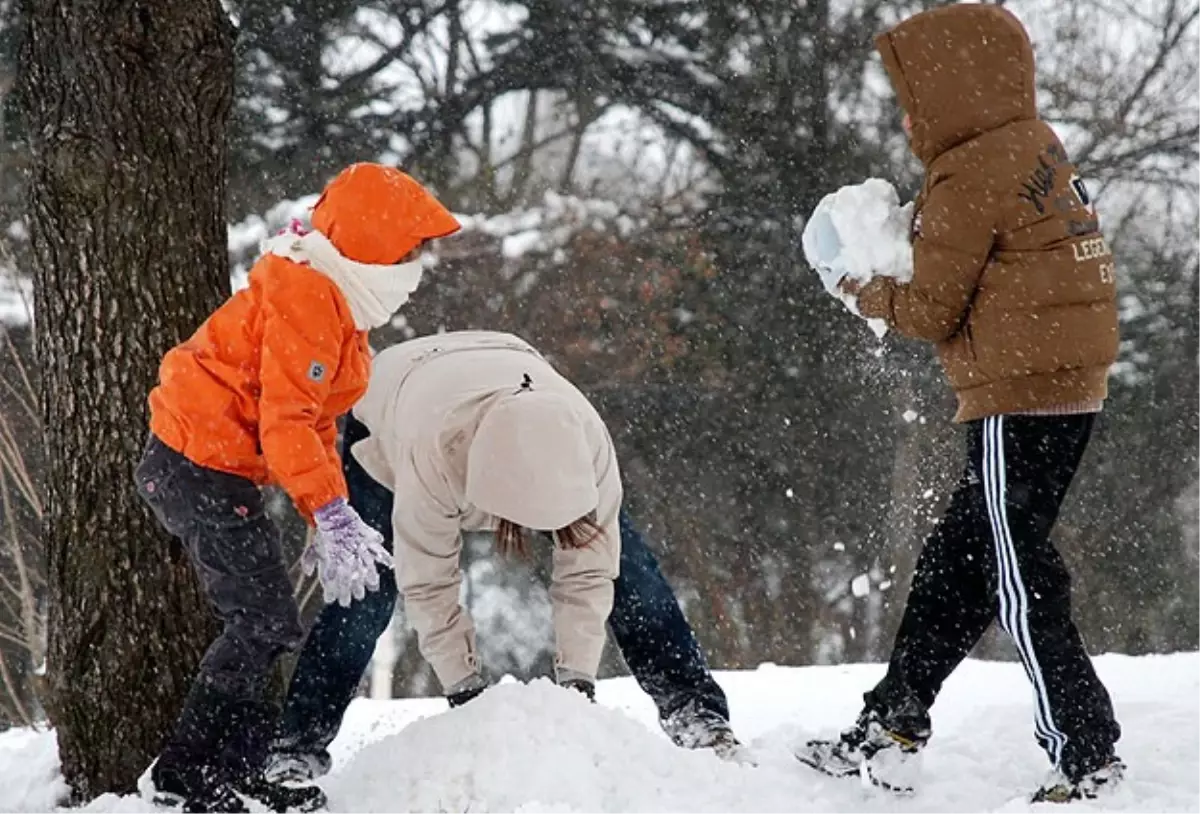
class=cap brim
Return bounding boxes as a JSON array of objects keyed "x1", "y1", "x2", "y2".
[{"x1": 417, "y1": 206, "x2": 463, "y2": 241}]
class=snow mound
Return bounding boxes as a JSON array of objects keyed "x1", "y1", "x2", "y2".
[{"x1": 323, "y1": 678, "x2": 761, "y2": 813}]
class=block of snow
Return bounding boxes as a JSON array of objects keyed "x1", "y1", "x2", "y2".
[{"x1": 801, "y1": 178, "x2": 915, "y2": 339}]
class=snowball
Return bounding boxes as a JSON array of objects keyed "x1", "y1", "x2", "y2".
[{"x1": 801, "y1": 178, "x2": 916, "y2": 339}]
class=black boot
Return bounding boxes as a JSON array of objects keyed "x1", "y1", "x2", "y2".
[
  {"x1": 1031, "y1": 757, "x2": 1126, "y2": 803},
  {"x1": 232, "y1": 773, "x2": 327, "y2": 813},
  {"x1": 222, "y1": 699, "x2": 327, "y2": 813},
  {"x1": 151, "y1": 680, "x2": 248, "y2": 813},
  {"x1": 151, "y1": 763, "x2": 247, "y2": 814}
]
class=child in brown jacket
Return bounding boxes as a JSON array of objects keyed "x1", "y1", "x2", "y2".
[{"x1": 797, "y1": 3, "x2": 1123, "y2": 803}]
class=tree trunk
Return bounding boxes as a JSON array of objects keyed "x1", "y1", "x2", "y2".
[{"x1": 20, "y1": 0, "x2": 234, "y2": 800}]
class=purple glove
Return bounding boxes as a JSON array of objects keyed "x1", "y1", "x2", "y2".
[{"x1": 303, "y1": 498, "x2": 393, "y2": 607}]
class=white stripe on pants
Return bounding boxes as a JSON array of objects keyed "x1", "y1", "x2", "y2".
[{"x1": 982, "y1": 415, "x2": 1068, "y2": 767}]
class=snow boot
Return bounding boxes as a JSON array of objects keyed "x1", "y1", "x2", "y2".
[
  {"x1": 795, "y1": 708, "x2": 928, "y2": 795},
  {"x1": 661, "y1": 699, "x2": 755, "y2": 764},
  {"x1": 151, "y1": 680, "x2": 249, "y2": 812},
  {"x1": 263, "y1": 749, "x2": 333, "y2": 784},
  {"x1": 150, "y1": 763, "x2": 247, "y2": 813},
  {"x1": 231, "y1": 772, "x2": 326, "y2": 813},
  {"x1": 1031, "y1": 757, "x2": 1125, "y2": 804},
  {"x1": 223, "y1": 700, "x2": 327, "y2": 812}
]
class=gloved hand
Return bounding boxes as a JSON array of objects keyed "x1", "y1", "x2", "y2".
[
  {"x1": 560, "y1": 678, "x2": 596, "y2": 702},
  {"x1": 556, "y1": 668, "x2": 596, "y2": 702},
  {"x1": 303, "y1": 498, "x2": 393, "y2": 607},
  {"x1": 445, "y1": 674, "x2": 489, "y2": 708},
  {"x1": 800, "y1": 205, "x2": 851, "y2": 296}
]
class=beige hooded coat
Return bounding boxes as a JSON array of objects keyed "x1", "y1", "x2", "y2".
[{"x1": 351, "y1": 331, "x2": 622, "y2": 690}]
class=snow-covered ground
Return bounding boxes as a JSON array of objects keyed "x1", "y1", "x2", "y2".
[{"x1": 1, "y1": 652, "x2": 1195, "y2": 813}]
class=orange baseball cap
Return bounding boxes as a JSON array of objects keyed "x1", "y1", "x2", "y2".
[{"x1": 312, "y1": 163, "x2": 462, "y2": 265}]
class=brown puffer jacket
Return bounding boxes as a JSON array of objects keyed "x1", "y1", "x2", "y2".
[{"x1": 857, "y1": 4, "x2": 1119, "y2": 422}]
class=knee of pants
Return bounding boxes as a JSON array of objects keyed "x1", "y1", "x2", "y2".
[{"x1": 1008, "y1": 537, "x2": 1073, "y2": 601}]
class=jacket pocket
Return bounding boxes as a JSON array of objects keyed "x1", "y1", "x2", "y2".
[
  {"x1": 184, "y1": 467, "x2": 281, "y2": 576},
  {"x1": 134, "y1": 436, "x2": 191, "y2": 538},
  {"x1": 135, "y1": 435, "x2": 185, "y2": 503}
]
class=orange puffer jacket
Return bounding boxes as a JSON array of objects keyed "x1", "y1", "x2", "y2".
[
  {"x1": 148, "y1": 163, "x2": 460, "y2": 519},
  {"x1": 149, "y1": 254, "x2": 369, "y2": 519}
]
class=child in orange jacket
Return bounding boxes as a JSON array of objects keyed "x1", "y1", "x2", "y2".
[{"x1": 134, "y1": 163, "x2": 460, "y2": 813}]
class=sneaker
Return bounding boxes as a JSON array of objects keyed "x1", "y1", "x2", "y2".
[
  {"x1": 1031, "y1": 758, "x2": 1125, "y2": 804},
  {"x1": 706, "y1": 727, "x2": 758, "y2": 765},
  {"x1": 150, "y1": 782, "x2": 248, "y2": 814},
  {"x1": 177, "y1": 787, "x2": 248, "y2": 811},
  {"x1": 233, "y1": 772, "x2": 326, "y2": 813},
  {"x1": 795, "y1": 710, "x2": 926, "y2": 795},
  {"x1": 661, "y1": 701, "x2": 753, "y2": 763},
  {"x1": 150, "y1": 762, "x2": 248, "y2": 813},
  {"x1": 263, "y1": 750, "x2": 333, "y2": 784}
]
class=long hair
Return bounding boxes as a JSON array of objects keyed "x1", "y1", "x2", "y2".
[{"x1": 494, "y1": 512, "x2": 604, "y2": 558}]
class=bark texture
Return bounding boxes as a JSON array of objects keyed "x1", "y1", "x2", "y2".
[{"x1": 20, "y1": 0, "x2": 235, "y2": 799}]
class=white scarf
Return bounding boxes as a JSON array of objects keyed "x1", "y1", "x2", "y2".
[{"x1": 261, "y1": 230, "x2": 425, "y2": 331}]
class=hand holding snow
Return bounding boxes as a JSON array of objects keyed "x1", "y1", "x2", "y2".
[{"x1": 801, "y1": 178, "x2": 915, "y2": 338}]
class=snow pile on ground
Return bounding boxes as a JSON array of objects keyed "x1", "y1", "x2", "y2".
[
  {"x1": 802, "y1": 178, "x2": 915, "y2": 338},
  {"x1": 1, "y1": 652, "x2": 1196, "y2": 812},
  {"x1": 325, "y1": 680, "x2": 766, "y2": 813},
  {"x1": 0, "y1": 727, "x2": 67, "y2": 812}
]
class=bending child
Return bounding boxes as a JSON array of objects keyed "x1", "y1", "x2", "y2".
[{"x1": 267, "y1": 331, "x2": 743, "y2": 783}]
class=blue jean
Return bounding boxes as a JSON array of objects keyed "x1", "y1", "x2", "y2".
[{"x1": 275, "y1": 415, "x2": 728, "y2": 756}]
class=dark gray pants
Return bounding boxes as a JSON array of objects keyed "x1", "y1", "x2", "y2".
[{"x1": 135, "y1": 435, "x2": 303, "y2": 773}]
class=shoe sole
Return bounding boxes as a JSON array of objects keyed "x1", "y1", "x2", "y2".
[
  {"x1": 1029, "y1": 782, "x2": 1116, "y2": 804},
  {"x1": 262, "y1": 770, "x2": 319, "y2": 785},
  {"x1": 794, "y1": 745, "x2": 860, "y2": 779},
  {"x1": 794, "y1": 747, "x2": 914, "y2": 796},
  {"x1": 236, "y1": 790, "x2": 326, "y2": 813}
]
